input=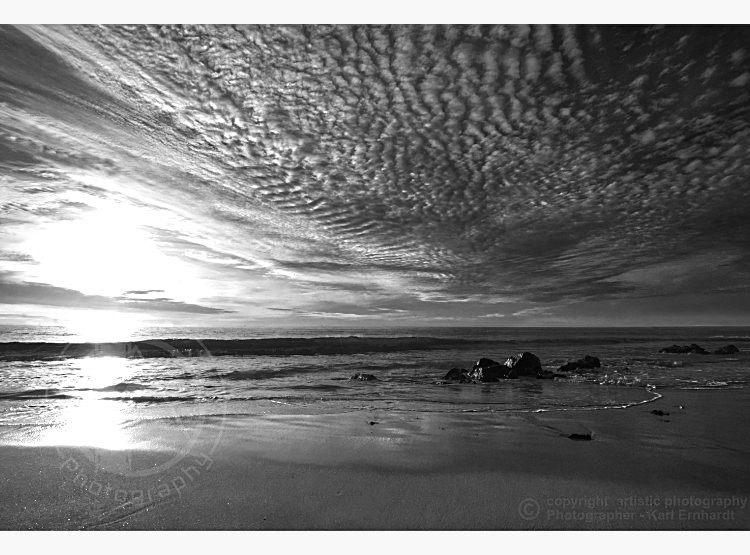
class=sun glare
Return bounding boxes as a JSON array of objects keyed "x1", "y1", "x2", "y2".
[
  {"x1": 37, "y1": 357, "x2": 138, "y2": 452},
  {"x1": 62, "y1": 309, "x2": 144, "y2": 343},
  {"x1": 42, "y1": 399, "x2": 133, "y2": 451},
  {"x1": 22, "y1": 200, "x2": 197, "y2": 299}
]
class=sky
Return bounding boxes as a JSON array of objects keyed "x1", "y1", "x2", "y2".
[{"x1": 1, "y1": 24, "x2": 749, "y2": 330}]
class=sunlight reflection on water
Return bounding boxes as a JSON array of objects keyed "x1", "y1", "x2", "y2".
[{"x1": 37, "y1": 357, "x2": 137, "y2": 450}]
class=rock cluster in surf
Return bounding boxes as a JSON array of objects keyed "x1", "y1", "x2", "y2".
[
  {"x1": 350, "y1": 373, "x2": 378, "y2": 381},
  {"x1": 443, "y1": 352, "x2": 562, "y2": 383},
  {"x1": 659, "y1": 344, "x2": 740, "y2": 355},
  {"x1": 557, "y1": 355, "x2": 601, "y2": 373}
]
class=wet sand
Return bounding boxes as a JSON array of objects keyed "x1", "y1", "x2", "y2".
[{"x1": 1, "y1": 388, "x2": 748, "y2": 530}]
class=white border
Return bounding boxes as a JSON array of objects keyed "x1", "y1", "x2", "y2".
[
  {"x1": 1, "y1": 531, "x2": 749, "y2": 552},
  {"x1": 2, "y1": 1, "x2": 750, "y2": 24},
  {"x1": 2, "y1": 3, "x2": 749, "y2": 546}
]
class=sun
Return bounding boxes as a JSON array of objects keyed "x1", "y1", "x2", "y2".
[
  {"x1": 22, "y1": 200, "x2": 181, "y2": 298},
  {"x1": 19, "y1": 198, "x2": 208, "y2": 341},
  {"x1": 62, "y1": 309, "x2": 144, "y2": 343}
]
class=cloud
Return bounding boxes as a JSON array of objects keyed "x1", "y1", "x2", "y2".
[
  {"x1": 512, "y1": 307, "x2": 552, "y2": 318},
  {"x1": 1, "y1": 25, "x2": 749, "y2": 325},
  {"x1": 0, "y1": 273, "x2": 232, "y2": 314},
  {"x1": 0, "y1": 251, "x2": 34, "y2": 262}
]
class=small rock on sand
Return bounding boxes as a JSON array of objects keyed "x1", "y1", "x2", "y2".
[{"x1": 568, "y1": 433, "x2": 593, "y2": 441}]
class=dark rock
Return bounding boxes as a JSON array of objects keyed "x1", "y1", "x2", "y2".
[
  {"x1": 466, "y1": 358, "x2": 512, "y2": 382},
  {"x1": 443, "y1": 368, "x2": 468, "y2": 380},
  {"x1": 557, "y1": 355, "x2": 601, "y2": 373},
  {"x1": 472, "y1": 358, "x2": 500, "y2": 371},
  {"x1": 447, "y1": 352, "x2": 544, "y2": 383},
  {"x1": 659, "y1": 344, "x2": 709, "y2": 354},
  {"x1": 536, "y1": 370, "x2": 556, "y2": 380},
  {"x1": 651, "y1": 410, "x2": 670, "y2": 416},
  {"x1": 504, "y1": 352, "x2": 542, "y2": 377},
  {"x1": 467, "y1": 357, "x2": 518, "y2": 381},
  {"x1": 470, "y1": 364, "x2": 512, "y2": 382},
  {"x1": 350, "y1": 373, "x2": 377, "y2": 381},
  {"x1": 713, "y1": 344, "x2": 739, "y2": 355},
  {"x1": 580, "y1": 355, "x2": 601, "y2": 368},
  {"x1": 568, "y1": 433, "x2": 592, "y2": 441}
]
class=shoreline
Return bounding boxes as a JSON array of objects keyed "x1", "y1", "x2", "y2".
[{"x1": 1, "y1": 387, "x2": 748, "y2": 530}]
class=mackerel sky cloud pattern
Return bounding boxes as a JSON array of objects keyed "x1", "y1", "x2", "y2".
[{"x1": 1, "y1": 25, "x2": 749, "y2": 326}]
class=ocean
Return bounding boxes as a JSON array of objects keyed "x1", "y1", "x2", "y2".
[{"x1": 0, "y1": 326, "x2": 748, "y2": 447}]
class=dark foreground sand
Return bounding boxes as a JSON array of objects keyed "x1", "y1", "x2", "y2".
[{"x1": 1, "y1": 388, "x2": 748, "y2": 530}]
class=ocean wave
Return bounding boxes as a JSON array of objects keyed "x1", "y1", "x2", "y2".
[
  {"x1": 209, "y1": 367, "x2": 327, "y2": 381},
  {"x1": 682, "y1": 380, "x2": 739, "y2": 389},
  {"x1": 0, "y1": 336, "x2": 480, "y2": 361},
  {"x1": 564, "y1": 373, "x2": 644, "y2": 387},
  {"x1": 528, "y1": 387, "x2": 663, "y2": 414},
  {"x1": 200, "y1": 389, "x2": 663, "y2": 415},
  {"x1": 0, "y1": 388, "x2": 75, "y2": 401},
  {"x1": 676, "y1": 384, "x2": 745, "y2": 390},
  {"x1": 160, "y1": 372, "x2": 198, "y2": 381},
  {"x1": 81, "y1": 382, "x2": 152, "y2": 392},
  {"x1": 100, "y1": 395, "x2": 205, "y2": 403},
  {"x1": 270, "y1": 384, "x2": 345, "y2": 392}
]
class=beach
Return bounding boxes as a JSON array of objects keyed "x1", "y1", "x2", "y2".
[
  {"x1": 2, "y1": 386, "x2": 747, "y2": 530},
  {"x1": 3, "y1": 20, "x2": 750, "y2": 538}
]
